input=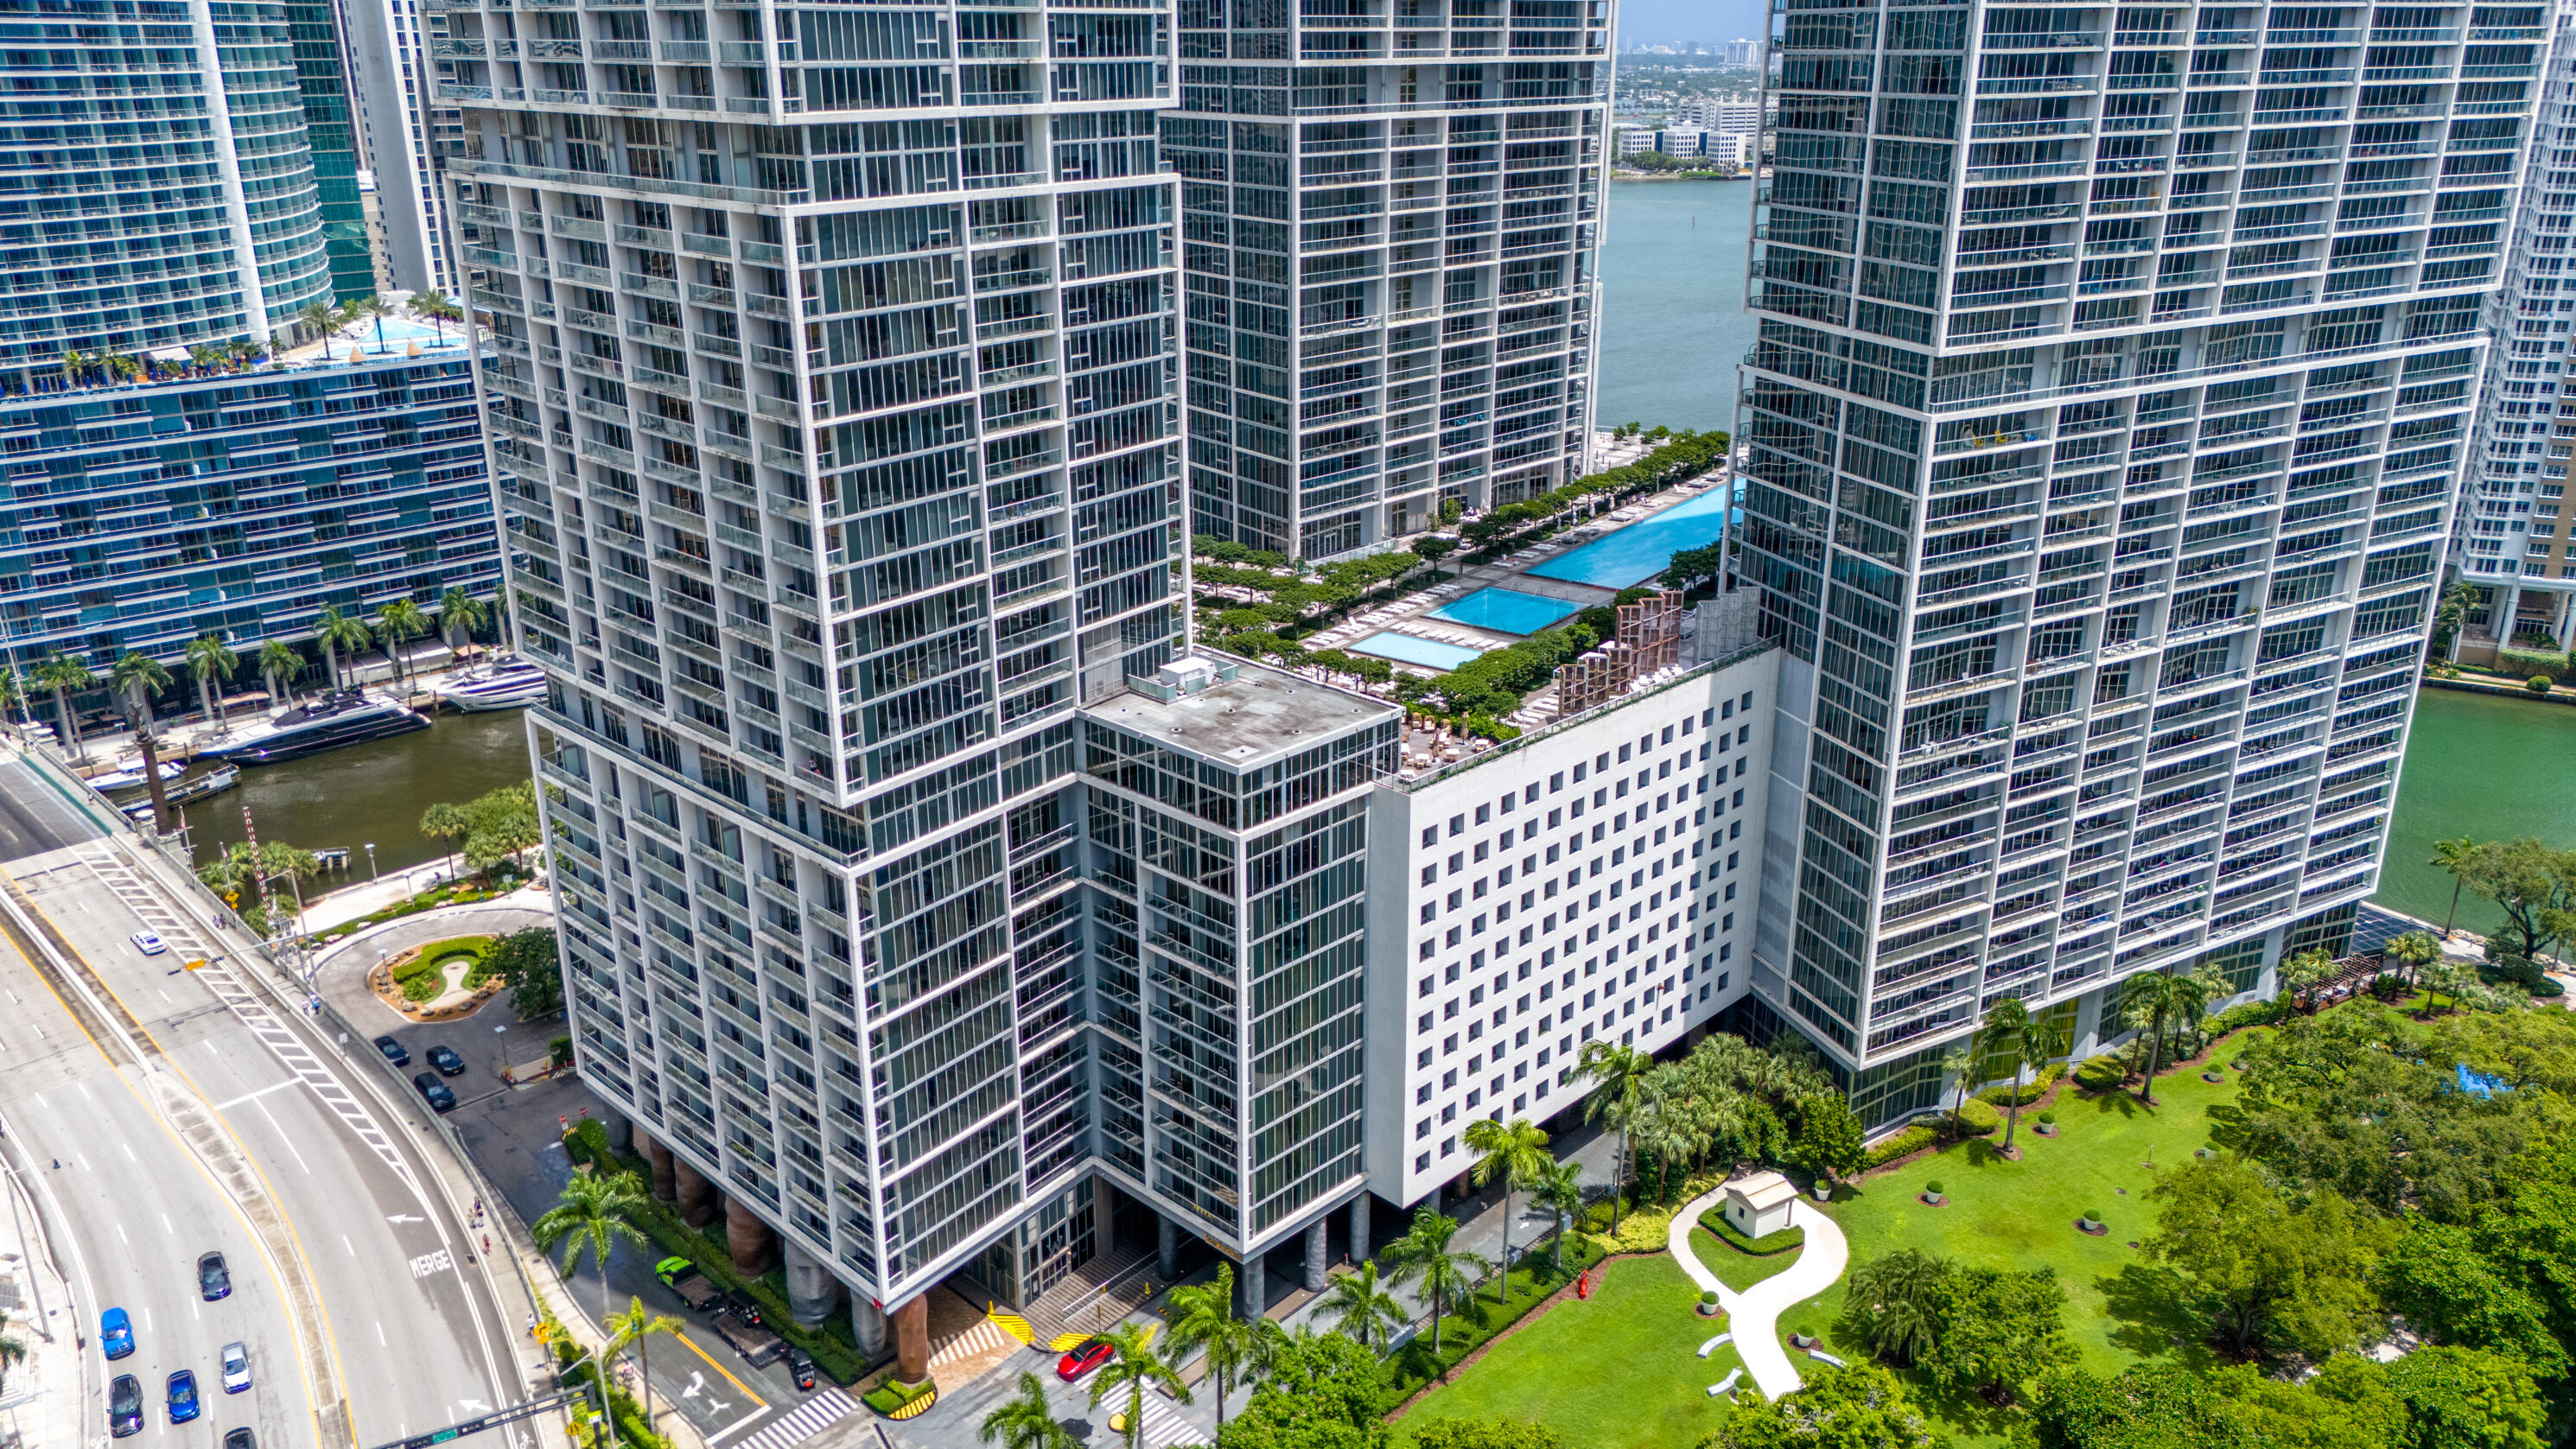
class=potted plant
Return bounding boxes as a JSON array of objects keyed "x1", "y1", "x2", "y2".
[
  {"x1": 1920, "y1": 1179, "x2": 1946, "y2": 1207},
  {"x1": 2077, "y1": 1209, "x2": 2108, "y2": 1236},
  {"x1": 2033, "y1": 1110, "x2": 2057, "y2": 1137},
  {"x1": 1698, "y1": 1289, "x2": 1721, "y2": 1318}
]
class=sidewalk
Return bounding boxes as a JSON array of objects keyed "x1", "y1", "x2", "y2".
[
  {"x1": 0, "y1": 1137, "x2": 81, "y2": 1449},
  {"x1": 301, "y1": 869, "x2": 550, "y2": 936}
]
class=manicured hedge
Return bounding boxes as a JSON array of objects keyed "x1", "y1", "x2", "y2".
[
  {"x1": 2497, "y1": 645, "x2": 2566, "y2": 681},
  {"x1": 1862, "y1": 1123, "x2": 1937, "y2": 1169},
  {"x1": 1376, "y1": 1234, "x2": 1607, "y2": 1408},
  {"x1": 1698, "y1": 1210, "x2": 1805, "y2": 1255},
  {"x1": 1951, "y1": 1098, "x2": 2001, "y2": 1135},
  {"x1": 863, "y1": 1379, "x2": 934, "y2": 1415}
]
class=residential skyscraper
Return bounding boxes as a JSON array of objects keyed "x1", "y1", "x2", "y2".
[
  {"x1": 1167, "y1": 3, "x2": 1613, "y2": 558},
  {"x1": 1735, "y1": 0, "x2": 2523, "y2": 1121},
  {"x1": 350, "y1": 0, "x2": 463, "y2": 293},
  {"x1": 2452, "y1": 0, "x2": 2576, "y2": 651},
  {"x1": 289, "y1": 0, "x2": 385, "y2": 300}
]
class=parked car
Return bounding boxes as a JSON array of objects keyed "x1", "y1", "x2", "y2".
[
  {"x1": 784, "y1": 1346, "x2": 817, "y2": 1392},
  {"x1": 100, "y1": 1306, "x2": 134, "y2": 1359},
  {"x1": 413, "y1": 1072, "x2": 456, "y2": 1112},
  {"x1": 219, "y1": 1341, "x2": 251, "y2": 1394},
  {"x1": 1057, "y1": 1338, "x2": 1115, "y2": 1382},
  {"x1": 223, "y1": 1432, "x2": 256, "y2": 1449},
  {"x1": 199, "y1": 1251, "x2": 231, "y2": 1300},
  {"x1": 372, "y1": 1035, "x2": 410, "y2": 1066},
  {"x1": 167, "y1": 1370, "x2": 200, "y2": 1424},
  {"x1": 130, "y1": 931, "x2": 165, "y2": 956},
  {"x1": 427, "y1": 1045, "x2": 466, "y2": 1077},
  {"x1": 109, "y1": 1375, "x2": 142, "y2": 1437}
]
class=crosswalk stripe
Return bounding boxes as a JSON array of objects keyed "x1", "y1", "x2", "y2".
[{"x1": 726, "y1": 1389, "x2": 855, "y2": 1449}]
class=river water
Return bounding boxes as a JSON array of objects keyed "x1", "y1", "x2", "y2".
[
  {"x1": 178, "y1": 708, "x2": 537, "y2": 879},
  {"x1": 1597, "y1": 177, "x2": 1759, "y2": 433}
]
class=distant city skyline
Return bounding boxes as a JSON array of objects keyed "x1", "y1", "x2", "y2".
[{"x1": 1614, "y1": 0, "x2": 1769, "y2": 54}]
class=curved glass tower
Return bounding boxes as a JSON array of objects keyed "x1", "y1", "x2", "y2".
[{"x1": 0, "y1": 0, "x2": 334, "y2": 380}]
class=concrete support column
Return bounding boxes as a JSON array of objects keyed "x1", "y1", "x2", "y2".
[
  {"x1": 639, "y1": 1134, "x2": 676, "y2": 1202},
  {"x1": 2070, "y1": 988, "x2": 2105, "y2": 1062},
  {"x1": 673, "y1": 1159, "x2": 717, "y2": 1228},
  {"x1": 1348, "y1": 1193, "x2": 1371, "y2": 1263},
  {"x1": 782, "y1": 1240, "x2": 838, "y2": 1328},
  {"x1": 600, "y1": 1106, "x2": 633, "y2": 1154},
  {"x1": 1156, "y1": 1216, "x2": 1179, "y2": 1281},
  {"x1": 1235, "y1": 1254, "x2": 1263, "y2": 1320},
  {"x1": 894, "y1": 1294, "x2": 931, "y2": 1382},
  {"x1": 724, "y1": 1196, "x2": 777, "y2": 1277},
  {"x1": 1303, "y1": 1218, "x2": 1328, "y2": 1292},
  {"x1": 854, "y1": 1298, "x2": 889, "y2": 1361}
]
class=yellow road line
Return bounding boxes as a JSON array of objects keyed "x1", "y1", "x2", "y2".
[{"x1": 673, "y1": 1328, "x2": 768, "y2": 1408}]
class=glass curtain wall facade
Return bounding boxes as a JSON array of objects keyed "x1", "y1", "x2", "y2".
[
  {"x1": 0, "y1": 0, "x2": 334, "y2": 377},
  {"x1": 2453, "y1": 0, "x2": 2576, "y2": 647},
  {"x1": 445, "y1": 0, "x2": 1315, "y2": 1314},
  {"x1": 1167, "y1": 0, "x2": 1611, "y2": 559},
  {"x1": 1740, "y1": 0, "x2": 2524, "y2": 1112},
  {"x1": 289, "y1": 0, "x2": 381, "y2": 299}
]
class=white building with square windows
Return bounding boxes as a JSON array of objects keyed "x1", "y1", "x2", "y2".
[{"x1": 1362, "y1": 645, "x2": 1779, "y2": 1205}]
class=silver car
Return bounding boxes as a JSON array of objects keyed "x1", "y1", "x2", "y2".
[{"x1": 219, "y1": 1341, "x2": 251, "y2": 1395}]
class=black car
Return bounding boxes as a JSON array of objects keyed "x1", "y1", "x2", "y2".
[
  {"x1": 372, "y1": 1035, "x2": 410, "y2": 1066},
  {"x1": 784, "y1": 1346, "x2": 816, "y2": 1392},
  {"x1": 224, "y1": 1430, "x2": 257, "y2": 1449},
  {"x1": 427, "y1": 1044, "x2": 466, "y2": 1077},
  {"x1": 198, "y1": 1252, "x2": 231, "y2": 1301},
  {"x1": 412, "y1": 1072, "x2": 456, "y2": 1112},
  {"x1": 109, "y1": 1374, "x2": 142, "y2": 1438}
]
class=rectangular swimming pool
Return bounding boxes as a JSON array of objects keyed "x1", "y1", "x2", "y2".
[
  {"x1": 1427, "y1": 588, "x2": 1583, "y2": 635},
  {"x1": 1350, "y1": 632, "x2": 1485, "y2": 670},
  {"x1": 1523, "y1": 487, "x2": 1731, "y2": 590}
]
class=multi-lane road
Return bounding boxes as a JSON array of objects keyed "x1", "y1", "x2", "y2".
[{"x1": 0, "y1": 757, "x2": 541, "y2": 1449}]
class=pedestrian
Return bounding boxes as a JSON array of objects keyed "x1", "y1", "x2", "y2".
[{"x1": 525, "y1": 1311, "x2": 537, "y2": 1337}]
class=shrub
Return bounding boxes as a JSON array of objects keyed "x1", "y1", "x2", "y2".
[
  {"x1": 2073, "y1": 1055, "x2": 2128, "y2": 1090},
  {"x1": 1924, "y1": 1180, "x2": 1945, "y2": 1196},
  {"x1": 2528, "y1": 675, "x2": 2554, "y2": 696},
  {"x1": 2498, "y1": 645, "x2": 2564, "y2": 680},
  {"x1": 1701, "y1": 1290, "x2": 1720, "y2": 1306},
  {"x1": 862, "y1": 1379, "x2": 934, "y2": 1415},
  {"x1": 2204, "y1": 998, "x2": 2288, "y2": 1035},
  {"x1": 1863, "y1": 1123, "x2": 1937, "y2": 1169},
  {"x1": 1951, "y1": 1098, "x2": 2002, "y2": 1135},
  {"x1": 2037, "y1": 1110, "x2": 2056, "y2": 1126},
  {"x1": 1975, "y1": 1067, "x2": 2058, "y2": 1107},
  {"x1": 2083, "y1": 1209, "x2": 2104, "y2": 1225}
]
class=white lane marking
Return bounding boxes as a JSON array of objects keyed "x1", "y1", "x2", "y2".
[
  {"x1": 76, "y1": 1083, "x2": 89, "y2": 1101},
  {"x1": 376, "y1": 1322, "x2": 386, "y2": 1347},
  {"x1": 343, "y1": 1236, "x2": 354, "y2": 1257},
  {"x1": 120, "y1": 1141, "x2": 134, "y2": 1162},
  {"x1": 159, "y1": 1213, "x2": 171, "y2": 1235},
  {"x1": 409, "y1": 1249, "x2": 454, "y2": 1279},
  {"x1": 211, "y1": 1081, "x2": 302, "y2": 1110},
  {"x1": 143, "y1": 1307, "x2": 151, "y2": 1331},
  {"x1": 157, "y1": 989, "x2": 170, "y2": 1004},
  {"x1": 709, "y1": 1406, "x2": 775, "y2": 1445},
  {"x1": 386, "y1": 1215, "x2": 423, "y2": 1224},
  {"x1": 115, "y1": 1222, "x2": 128, "y2": 1244},
  {"x1": 74, "y1": 1153, "x2": 88, "y2": 1172},
  {"x1": 251, "y1": 1096, "x2": 310, "y2": 1176},
  {"x1": 459, "y1": 1400, "x2": 492, "y2": 1414}
]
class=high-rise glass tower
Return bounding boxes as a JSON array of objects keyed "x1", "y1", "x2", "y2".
[
  {"x1": 2452, "y1": 0, "x2": 2576, "y2": 648},
  {"x1": 1737, "y1": 0, "x2": 2526, "y2": 1120},
  {"x1": 1167, "y1": 0, "x2": 1612, "y2": 558},
  {"x1": 289, "y1": 0, "x2": 384, "y2": 299}
]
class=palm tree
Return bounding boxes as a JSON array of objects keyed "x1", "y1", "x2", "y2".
[
  {"x1": 258, "y1": 639, "x2": 302, "y2": 709},
  {"x1": 602, "y1": 1295, "x2": 680, "y2": 1428},
  {"x1": 1978, "y1": 999, "x2": 2070, "y2": 1156},
  {"x1": 415, "y1": 290, "x2": 465, "y2": 342},
  {"x1": 56, "y1": 348, "x2": 83, "y2": 389},
  {"x1": 1526, "y1": 1158, "x2": 1587, "y2": 1273},
  {"x1": 29, "y1": 651, "x2": 94, "y2": 759},
  {"x1": 376, "y1": 598, "x2": 429, "y2": 683},
  {"x1": 312, "y1": 605, "x2": 372, "y2": 690},
  {"x1": 0, "y1": 1309, "x2": 23, "y2": 1395},
  {"x1": 346, "y1": 293, "x2": 388, "y2": 349},
  {"x1": 109, "y1": 651, "x2": 176, "y2": 828},
  {"x1": 530, "y1": 1171, "x2": 652, "y2": 1435},
  {"x1": 1084, "y1": 1323, "x2": 1187, "y2": 1449},
  {"x1": 421, "y1": 801, "x2": 468, "y2": 880},
  {"x1": 1377, "y1": 1208, "x2": 1489, "y2": 1352},
  {"x1": 0, "y1": 663, "x2": 24, "y2": 733},
  {"x1": 298, "y1": 299, "x2": 339, "y2": 343},
  {"x1": 1162, "y1": 1264, "x2": 1250, "y2": 1435},
  {"x1": 2423, "y1": 956, "x2": 2476, "y2": 1016},
  {"x1": 2386, "y1": 930, "x2": 2440, "y2": 989},
  {"x1": 2121, "y1": 971, "x2": 2187, "y2": 1103},
  {"x1": 2279, "y1": 946, "x2": 2337, "y2": 1013},
  {"x1": 1575, "y1": 1039, "x2": 1654, "y2": 1227},
  {"x1": 1316, "y1": 1260, "x2": 1405, "y2": 1354},
  {"x1": 1939, "y1": 1039, "x2": 1981, "y2": 1133},
  {"x1": 2430, "y1": 837, "x2": 2479, "y2": 936},
  {"x1": 1844, "y1": 1249, "x2": 1949, "y2": 1368},
  {"x1": 439, "y1": 587, "x2": 489, "y2": 664},
  {"x1": 1461, "y1": 1115, "x2": 1550, "y2": 1294},
  {"x1": 980, "y1": 1371, "x2": 1074, "y2": 1449},
  {"x1": 185, "y1": 633, "x2": 239, "y2": 731}
]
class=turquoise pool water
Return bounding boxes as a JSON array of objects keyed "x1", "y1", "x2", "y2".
[
  {"x1": 1352, "y1": 632, "x2": 1485, "y2": 670},
  {"x1": 1428, "y1": 588, "x2": 1582, "y2": 635},
  {"x1": 1524, "y1": 488, "x2": 1732, "y2": 589}
]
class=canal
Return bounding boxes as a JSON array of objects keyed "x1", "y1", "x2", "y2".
[
  {"x1": 179, "y1": 708, "x2": 537, "y2": 880},
  {"x1": 2377, "y1": 685, "x2": 2576, "y2": 936}
]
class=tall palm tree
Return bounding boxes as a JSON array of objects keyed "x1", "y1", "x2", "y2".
[
  {"x1": 2279, "y1": 946, "x2": 2337, "y2": 1012},
  {"x1": 1939, "y1": 1039, "x2": 1982, "y2": 1134},
  {"x1": 1462, "y1": 1115, "x2": 1550, "y2": 1293},
  {"x1": 2386, "y1": 930, "x2": 2440, "y2": 989},
  {"x1": 421, "y1": 801, "x2": 468, "y2": 880},
  {"x1": 980, "y1": 1371, "x2": 1074, "y2": 1449},
  {"x1": 56, "y1": 348, "x2": 84, "y2": 389},
  {"x1": 312, "y1": 605, "x2": 372, "y2": 690},
  {"x1": 602, "y1": 1295, "x2": 680, "y2": 1428},
  {"x1": 1528, "y1": 1160, "x2": 1588, "y2": 1274},
  {"x1": 258, "y1": 639, "x2": 302, "y2": 709},
  {"x1": 1084, "y1": 1323, "x2": 1187, "y2": 1449},
  {"x1": 1162, "y1": 1263, "x2": 1250, "y2": 1435},
  {"x1": 2121, "y1": 971, "x2": 2187, "y2": 1103},
  {"x1": 0, "y1": 663, "x2": 25, "y2": 732},
  {"x1": 1575, "y1": 1039, "x2": 1654, "y2": 1227},
  {"x1": 530, "y1": 1170, "x2": 652, "y2": 1432},
  {"x1": 185, "y1": 633, "x2": 239, "y2": 730},
  {"x1": 2430, "y1": 838, "x2": 2480, "y2": 936},
  {"x1": 415, "y1": 290, "x2": 465, "y2": 342},
  {"x1": 297, "y1": 298, "x2": 339, "y2": 343},
  {"x1": 1316, "y1": 1260, "x2": 1405, "y2": 1355},
  {"x1": 1376, "y1": 1208, "x2": 1488, "y2": 1351},
  {"x1": 109, "y1": 651, "x2": 176, "y2": 826},
  {"x1": 376, "y1": 598, "x2": 429, "y2": 683},
  {"x1": 29, "y1": 651, "x2": 94, "y2": 759},
  {"x1": 1978, "y1": 998, "x2": 2070, "y2": 1156},
  {"x1": 439, "y1": 587, "x2": 489, "y2": 664}
]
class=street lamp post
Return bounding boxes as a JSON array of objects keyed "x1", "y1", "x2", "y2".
[{"x1": 364, "y1": 842, "x2": 378, "y2": 881}]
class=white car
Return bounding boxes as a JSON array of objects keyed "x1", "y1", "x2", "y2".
[
  {"x1": 219, "y1": 1341, "x2": 250, "y2": 1395},
  {"x1": 129, "y1": 931, "x2": 165, "y2": 956}
]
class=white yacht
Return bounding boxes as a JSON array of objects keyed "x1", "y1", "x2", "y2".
[{"x1": 427, "y1": 654, "x2": 544, "y2": 712}]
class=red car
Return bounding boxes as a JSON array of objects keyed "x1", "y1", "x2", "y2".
[{"x1": 1057, "y1": 1339, "x2": 1115, "y2": 1381}]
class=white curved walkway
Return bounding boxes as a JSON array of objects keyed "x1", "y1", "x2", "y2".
[{"x1": 1668, "y1": 1185, "x2": 1851, "y2": 1401}]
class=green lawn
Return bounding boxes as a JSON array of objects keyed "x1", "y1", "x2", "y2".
[
  {"x1": 1689, "y1": 1227, "x2": 1797, "y2": 1293},
  {"x1": 1396, "y1": 1252, "x2": 1747, "y2": 1449}
]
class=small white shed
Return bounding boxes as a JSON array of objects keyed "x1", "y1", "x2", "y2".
[{"x1": 1724, "y1": 1171, "x2": 1799, "y2": 1240}]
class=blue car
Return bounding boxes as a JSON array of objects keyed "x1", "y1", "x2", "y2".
[
  {"x1": 166, "y1": 1370, "x2": 199, "y2": 1424},
  {"x1": 99, "y1": 1306, "x2": 133, "y2": 1359}
]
